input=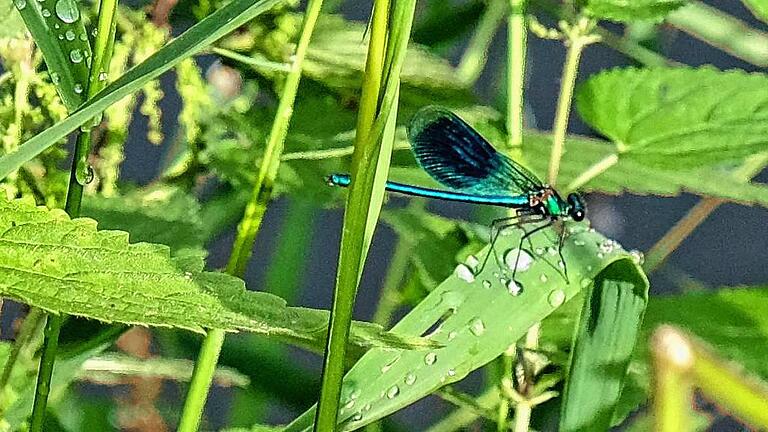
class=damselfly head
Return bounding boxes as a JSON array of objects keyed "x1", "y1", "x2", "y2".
[{"x1": 567, "y1": 193, "x2": 586, "y2": 221}]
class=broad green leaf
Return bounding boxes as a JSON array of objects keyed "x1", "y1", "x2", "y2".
[
  {"x1": 742, "y1": 0, "x2": 768, "y2": 23},
  {"x1": 12, "y1": 0, "x2": 91, "y2": 112},
  {"x1": 81, "y1": 185, "x2": 205, "y2": 253},
  {"x1": 583, "y1": 0, "x2": 688, "y2": 22},
  {"x1": 0, "y1": 0, "x2": 285, "y2": 180},
  {"x1": 284, "y1": 222, "x2": 647, "y2": 431},
  {"x1": 559, "y1": 260, "x2": 648, "y2": 431},
  {"x1": 518, "y1": 132, "x2": 768, "y2": 207},
  {"x1": 576, "y1": 67, "x2": 768, "y2": 167},
  {"x1": 0, "y1": 196, "x2": 434, "y2": 352},
  {"x1": 614, "y1": 286, "x2": 768, "y2": 424}
]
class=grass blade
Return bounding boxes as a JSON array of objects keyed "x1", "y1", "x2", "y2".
[{"x1": 0, "y1": 0, "x2": 285, "y2": 180}]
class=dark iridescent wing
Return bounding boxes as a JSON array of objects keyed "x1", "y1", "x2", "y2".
[{"x1": 407, "y1": 106, "x2": 543, "y2": 195}]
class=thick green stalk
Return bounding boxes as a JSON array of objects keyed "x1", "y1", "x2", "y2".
[
  {"x1": 177, "y1": 1, "x2": 325, "y2": 430},
  {"x1": 29, "y1": 1, "x2": 118, "y2": 429},
  {"x1": 314, "y1": 0, "x2": 416, "y2": 429},
  {"x1": 546, "y1": 20, "x2": 596, "y2": 186},
  {"x1": 456, "y1": 0, "x2": 507, "y2": 85},
  {"x1": 506, "y1": 0, "x2": 526, "y2": 150}
]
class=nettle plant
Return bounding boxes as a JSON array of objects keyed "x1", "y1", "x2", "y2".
[{"x1": 0, "y1": 0, "x2": 767, "y2": 430}]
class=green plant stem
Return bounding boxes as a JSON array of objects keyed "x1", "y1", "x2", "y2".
[
  {"x1": 29, "y1": 1, "x2": 118, "y2": 429},
  {"x1": 211, "y1": 47, "x2": 292, "y2": 73},
  {"x1": 0, "y1": 308, "x2": 44, "y2": 398},
  {"x1": 547, "y1": 23, "x2": 595, "y2": 186},
  {"x1": 426, "y1": 387, "x2": 501, "y2": 432},
  {"x1": 177, "y1": 1, "x2": 325, "y2": 430},
  {"x1": 456, "y1": 0, "x2": 506, "y2": 85},
  {"x1": 565, "y1": 153, "x2": 618, "y2": 192},
  {"x1": 644, "y1": 152, "x2": 768, "y2": 272},
  {"x1": 594, "y1": 26, "x2": 675, "y2": 68},
  {"x1": 650, "y1": 326, "x2": 693, "y2": 432},
  {"x1": 314, "y1": 0, "x2": 416, "y2": 428},
  {"x1": 506, "y1": 0, "x2": 526, "y2": 150},
  {"x1": 496, "y1": 347, "x2": 514, "y2": 432},
  {"x1": 667, "y1": 1, "x2": 768, "y2": 67}
]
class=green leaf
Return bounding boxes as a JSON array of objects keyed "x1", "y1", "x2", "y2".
[
  {"x1": 81, "y1": 185, "x2": 205, "y2": 253},
  {"x1": 0, "y1": 0, "x2": 285, "y2": 180},
  {"x1": 615, "y1": 286, "x2": 768, "y2": 424},
  {"x1": 583, "y1": 0, "x2": 688, "y2": 22},
  {"x1": 518, "y1": 132, "x2": 768, "y2": 207},
  {"x1": 284, "y1": 222, "x2": 648, "y2": 431},
  {"x1": 0, "y1": 196, "x2": 434, "y2": 352},
  {"x1": 13, "y1": 0, "x2": 91, "y2": 111},
  {"x1": 576, "y1": 67, "x2": 768, "y2": 167},
  {"x1": 559, "y1": 259, "x2": 648, "y2": 431},
  {"x1": 742, "y1": 0, "x2": 768, "y2": 23}
]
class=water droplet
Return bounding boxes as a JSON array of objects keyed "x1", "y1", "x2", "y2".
[
  {"x1": 482, "y1": 280, "x2": 492, "y2": 289},
  {"x1": 465, "y1": 254, "x2": 479, "y2": 271},
  {"x1": 506, "y1": 279, "x2": 523, "y2": 296},
  {"x1": 55, "y1": 0, "x2": 80, "y2": 23},
  {"x1": 596, "y1": 252, "x2": 604, "y2": 259},
  {"x1": 83, "y1": 165, "x2": 94, "y2": 184},
  {"x1": 558, "y1": 261, "x2": 565, "y2": 269},
  {"x1": 386, "y1": 385, "x2": 400, "y2": 399},
  {"x1": 469, "y1": 318, "x2": 485, "y2": 336},
  {"x1": 535, "y1": 247, "x2": 544, "y2": 255},
  {"x1": 454, "y1": 264, "x2": 475, "y2": 283},
  {"x1": 599, "y1": 240, "x2": 615, "y2": 254},
  {"x1": 586, "y1": 265, "x2": 593, "y2": 272},
  {"x1": 344, "y1": 399, "x2": 355, "y2": 409},
  {"x1": 504, "y1": 248, "x2": 533, "y2": 272},
  {"x1": 54, "y1": 23, "x2": 59, "y2": 29},
  {"x1": 91, "y1": 28, "x2": 98, "y2": 36},
  {"x1": 352, "y1": 413, "x2": 362, "y2": 421},
  {"x1": 573, "y1": 239, "x2": 586, "y2": 246},
  {"x1": 65, "y1": 30, "x2": 75, "y2": 41},
  {"x1": 41, "y1": 8, "x2": 51, "y2": 17},
  {"x1": 97, "y1": 72, "x2": 108, "y2": 82},
  {"x1": 363, "y1": 403, "x2": 371, "y2": 412},
  {"x1": 424, "y1": 352, "x2": 437, "y2": 365},
  {"x1": 546, "y1": 246, "x2": 558, "y2": 256},
  {"x1": 79, "y1": 32, "x2": 87, "y2": 41},
  {"x1": 13, "y1": 0, "x2": 26, "y2": 10},
  {"x1": 69, "y1": 49, "x2": 83, "y2": 64},
  {"x1": 58, "y1": 34, "x2": 64, "y2": 40},
  {"x1": 404, "y1": 373, "x2": 416, "y2": 385},
  {"x1": 548, "y1": 289, "x2": 566, "y2": 308},
  {"x1": 49, "y1": 72, "x2": 60, "y2": 84},
  {"x1": 580, "y1": 278, "x2": 591, "y2": 288},
  {"x1": 630, "y1": 250, "x2": 644, "y2": 265},
  {"x1": 447, "y1": 368, "x2": 456, "y2": 377},
  {"x1": 447, "y1": 330, "x2": 458, "y2": 340},
  {"x1": 380, "y1": 354, "x2": 400, "y2": 373},
  {"x1": 73, "y1": 83, "x2": 83, "y2": 93},
  {"x1": 539, "y1": 274, "x2": 548, "y2": 283}
]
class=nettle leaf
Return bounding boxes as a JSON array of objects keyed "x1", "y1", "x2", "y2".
[
  {"x1": 576, "y1": 67, "x2": 768, "y2": 167},
  {"x1": 81, "y1": 185, "x2": 205, "y2": 253},
  {"x1": 518, "y1": 132, "x2": 768, "y2": 207},
  {"x1": 285, "y1": 222, "x2": 647, "y2": 431},
  {"x1": 0, "y1": 196, "x2": 433, "y2": 352},
  {"x1": 583, "y1": 0, "x2": 688, "y2": 22},
  {"x1": 742, "y1": 0, "x2": 768, "y2": 23},
  {"x1": 614, "y1": 286, "x2": 768, "y2": 423}
]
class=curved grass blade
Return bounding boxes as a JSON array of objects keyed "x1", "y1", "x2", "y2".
[
  {"x1": 284, "y1": 220, "x2": 648, "y2": 431},
  {"x1": 13, "y1": 0, "x2": 91, "y2": 111},
  {"x1": 0, "y1": 0, "x2": 285, "y2": 180}
]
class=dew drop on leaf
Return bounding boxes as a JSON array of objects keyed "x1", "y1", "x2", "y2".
[
  {"x1": 482, "y1": 280, "x2": 492, "y2": 289},
  {"x1": 468, "y1": 318, "x2": 485, "y2": 336},
  {"x1": 454, "y1": 263, "x2": 475, "y2": 282},
  {"x1": 69, "y1": 49, "x2": 83, "y2": 64},
  {"x1": 504, "y1": 248, "x2": 533, "y2": 272},
  {"x1": 424, "y1": 352, "x2": 437, "y2": 365},
  {"x1": 506, "y1": 279, "x2": 523, "y2": 296},
  {"x1": 548, "y1": 289, "x2": 565, "y2": 308},
  {"x1": 539, "y1": 274, "x2": 548, "y2": 283},
  {"x1": 65, "y1": 30, "x2": 75, "y2": 41},
  {"x1": 55, "y1": 0, "x2": 80, "y2": 23},
  {"x1": 13, "y1": 0, "x2": 26, "y2": 10},
  {"x1": 73, "y1": 83, "x2": 83, "y2": 94},
  {"x1": 386, "y1": 385, "x2": 400, "y2": 399},
  {"x1": 41, "y1": 8, "x2": 51, "y2": 17},
  {"x1": 404, "y1": 372, "x2": 416, "y2": 385}
]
